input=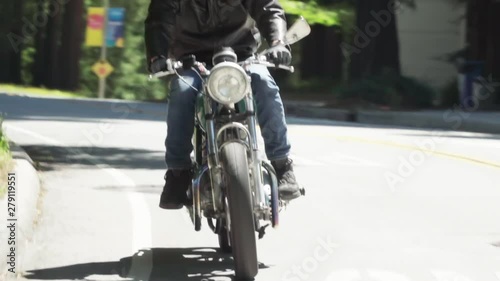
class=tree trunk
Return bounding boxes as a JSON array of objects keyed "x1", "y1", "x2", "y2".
[
  {"x1": 300, "y1": 25, "x2": 322, "y2": 80},
  {"x1": 0, "y1": 0, "x2": 24, "y2": 84},
  {"x1": 466, "y1": 0, "x2": 500, "y2": 105},
  {"x1": 300, "y1": 25, "x2": 342, "y2": 80},
  {"x1": 32, "y1": 0, "x2": 47, "y2": 87},
  {"x1": 466, "y1": 0, "x2": 488, "y2": 61},
  {"x1": 43, "y1": 0, "x2": 63, "y2": 88},
  {"x1": 350, "y1": 0, "x2": 401, "y2": 80},
  {"x1": 322, "y1": 26, "x2": 343, "y2": 80},
  {"x1": 486, "y1": 1, "x2": 500, "y2": 78},
  {"x1": 58, "y1": 0, "x2": 84, "y2": 90},
  {"x1": 11, "y1": 0, "x2": 24, "y2": 84},
  {"x1": 486, "y1": 1, "x2": 500, "y2": 104}
]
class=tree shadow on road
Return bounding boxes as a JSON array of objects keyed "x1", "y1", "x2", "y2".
[
  {"x1": 22, "y1": 144, "x2": 165, "y2": 171},
  {"x1": 23, "y1": 247, "x2": 269, "y2": 280}
]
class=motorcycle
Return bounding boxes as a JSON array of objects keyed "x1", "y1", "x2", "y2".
[{"x1": 150, "y1": 17, "x2": 311, "y2": 280}]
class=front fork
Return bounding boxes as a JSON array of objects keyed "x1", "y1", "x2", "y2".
[
  {"x1": 204, "y1": 95, "x2": 224, "y2": 212},
  {"x1": 245, "y1": 95, "x2": 268, "y2": 213}
]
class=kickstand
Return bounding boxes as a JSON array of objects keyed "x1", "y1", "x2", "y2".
[{"x1": 258, "y1": 223, "x2": 270, "y2": 239}]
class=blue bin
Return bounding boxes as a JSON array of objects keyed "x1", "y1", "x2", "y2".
[{"x1": 458, "y1": 61, "x2": 484, "y2": 109}]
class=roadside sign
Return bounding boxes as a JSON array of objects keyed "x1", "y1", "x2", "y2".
[
  {"x1": 85, "y1": 7, "x2": 125, "y2": 47},
  {"x1": 85, "y1": 7, "x2": 105, "y2": 47},
  {"x1": 106, "y1": 8, "x2": 125, "y2": 47},
  {"x1": 92, "y1": 60, "x2": 114, "y2": 79}
]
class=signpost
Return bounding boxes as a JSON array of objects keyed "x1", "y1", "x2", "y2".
[
  {"x1": 97, "y1": 0, "x2": 109, "y2": 99},
  {"x1": 85, "y1": 1, "x2": 125, "y2": 99}
]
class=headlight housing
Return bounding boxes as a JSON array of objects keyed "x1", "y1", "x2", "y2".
[{"x1": 207, "y1": 62, "x2": 250, "y2": 105}]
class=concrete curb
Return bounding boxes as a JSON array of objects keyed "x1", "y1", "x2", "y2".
[
  {"x1": 285, "y1": 104, "x2": 356, "y2": 122},
  {"x1": 355, "y1": 110, "x2": 500, "y2": 134},
  {"x1": 284, "y1": 102, "x2": 500, "y2": 135},
  {"x1": 0, "y1": 142, "x2": 41, "y2": 279}
]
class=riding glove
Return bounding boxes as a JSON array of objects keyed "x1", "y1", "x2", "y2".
[
  {"x1": 267, "y1": 45, "x2": 292, "y2": 66},
  {"x1": 150, "y1": 56, "x2": 173, "y2": 74}
]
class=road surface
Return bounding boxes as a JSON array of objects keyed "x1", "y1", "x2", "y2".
[{"x1": 1, "y1": 93, "x2": 500, "y2": 281}]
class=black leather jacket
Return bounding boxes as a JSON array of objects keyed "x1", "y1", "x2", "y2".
[{"x1": 144, "y1": 0, "x2": 287, "y2": 66}]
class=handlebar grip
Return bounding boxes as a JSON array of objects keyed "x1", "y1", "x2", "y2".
[{"x1": 248, "y1": 56, "x2": 294, "y2": 73}]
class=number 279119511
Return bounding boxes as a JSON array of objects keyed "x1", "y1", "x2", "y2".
[{"x1": 7, "y1": 173, "x2": 16, "y2": 216}]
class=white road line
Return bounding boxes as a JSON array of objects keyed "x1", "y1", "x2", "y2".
[
  {"x1": 290, "y1": 154, "x2": 326, "y2": 166},
  {"x1": 323, "y1": 269, "x2": 361, "y2": 281},
  {"x1": 367, "y1": 270, "x2": 412, "y2": 281},
  {"x1": 4, "y1": 124, "x2": 153, "y2": 253},
  {"x1": 432, "y1": 270, "x2": 476, "y2": 281},
  {"x1": 328, "y1": 152, "x2": 382, "y2": 167},
  {"x1": 290, "y1": 153, "x2": 382, "y2": 168},
  {"x1": 287, "y1": 127, "x2": 383, "y2": 167}
]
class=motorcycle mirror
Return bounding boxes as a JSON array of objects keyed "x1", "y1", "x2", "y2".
[{"x1": 284, "y1": 17, "x2": 311, "y2": 45}]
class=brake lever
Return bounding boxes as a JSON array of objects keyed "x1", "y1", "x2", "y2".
[
  {"x1": 148, "y1": 70, "x2": 176, "y2": 80},
  {"x1": 261, "y1": 61, "x2": 295, "y2": 73},
  {"x1": 241, "y1": 57, "x2": 294, "y2": 73},
  {"x1": 275, "y1": 64, "x2": 294, "y2": 73},
  {"x1": 148, "y1": 61, "x2": 184, "y2": 80}
]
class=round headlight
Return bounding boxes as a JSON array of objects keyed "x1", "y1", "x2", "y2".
[{"x1": 207, "y1": 62, "x2": 250, "y2": 105}]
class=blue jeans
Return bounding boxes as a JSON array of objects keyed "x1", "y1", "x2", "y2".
[{"x1": 165, "y1": 64, "x2": 291, "y2": 169}]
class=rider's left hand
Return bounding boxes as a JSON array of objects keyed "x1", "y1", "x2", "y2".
[
  {"x1": 150, "y1": 56, "x2": 173, "y2": 74},
  {"x1": 267, "y1": 44, "x2": 291, "y2": 66}
]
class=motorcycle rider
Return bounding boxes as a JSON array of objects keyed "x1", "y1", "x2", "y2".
[{"x1": 145, "y1": 0, "x2": 302, "y2": 209}]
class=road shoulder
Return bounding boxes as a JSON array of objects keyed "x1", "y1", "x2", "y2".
[
  {"x1": 0, "y1": 142, "x2": 42, "y2": 279},
  {"x1": 284, "y1": 101, "x2": 500, "y2": 135}
]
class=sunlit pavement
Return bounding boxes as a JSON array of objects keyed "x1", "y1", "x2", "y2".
[{"x1": 1, "y1": 93, "x2": 500, "y2": 281}]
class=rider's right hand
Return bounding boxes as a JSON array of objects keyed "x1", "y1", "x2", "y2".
[{"x1": 150, "y1": 56, "x2": 173, "y2": 74}]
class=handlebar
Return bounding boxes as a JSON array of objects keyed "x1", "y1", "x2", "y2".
[
  {"x1": 241, "y1": 56, "x2": 295, "y2": 73},
  {"x1": 148, "y1": 55, "x2": 294, "y2": 80},
  {"x1": 148, "y1": 60, "x2": 184, "y2": 79}
]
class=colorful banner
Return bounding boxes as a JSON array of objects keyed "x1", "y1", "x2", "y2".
[
  {"x1": 85, "y1": 7, "x2": 125, "y2": 47},
  {"x1": 106, "y1": 8, "x2": 125, "y2": 47},
  {"x1": 85, "y1": 7, "x2": 105, "y2": 47}
]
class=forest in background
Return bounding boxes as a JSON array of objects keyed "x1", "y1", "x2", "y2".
[{"x1": 0, "y1": 0, "x2": 499, "y2": 109}]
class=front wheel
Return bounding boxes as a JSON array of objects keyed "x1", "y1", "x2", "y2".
[{"x1": 221, "y1": 142, "x2": 258, "y2": 280}]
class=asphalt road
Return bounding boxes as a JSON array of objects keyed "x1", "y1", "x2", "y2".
[{"x1": 1, "y1": 93, "x2": 500, "y2": 281}]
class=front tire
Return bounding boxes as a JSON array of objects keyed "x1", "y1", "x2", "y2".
[{"x1": 221, "y1": 142, "x2": 258, "y2": 280}]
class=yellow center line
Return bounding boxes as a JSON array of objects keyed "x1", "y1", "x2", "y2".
[
  {"x1": 47, "y1": 96, "x2": 500, "y2": 170},
  {"x1": 336, "y1": 135, "x2": 500, "y2": 170}
]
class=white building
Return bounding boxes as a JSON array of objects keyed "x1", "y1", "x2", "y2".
[{"x1": 397, "y1": 0, "x2": 466, "y2": 90}]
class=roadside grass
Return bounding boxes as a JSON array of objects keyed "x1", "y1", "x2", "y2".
[
  {"x1": 0, "y1": 84, "x2": 80, "y2": 99},
  {"x1": 0, "y1": 119, "x2": 13, "y2": 199}
]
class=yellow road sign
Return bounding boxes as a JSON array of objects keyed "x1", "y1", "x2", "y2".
[{"x1": 92, "y1": 60, "x2": 114, "y2": 79}]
